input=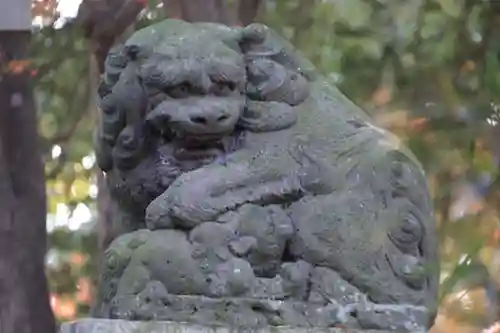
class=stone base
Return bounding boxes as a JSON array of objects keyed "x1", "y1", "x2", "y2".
[{"x1": 59, "y1": 319, "x2": 395, "y2": 333}]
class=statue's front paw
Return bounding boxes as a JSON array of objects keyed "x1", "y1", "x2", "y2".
[
  {"x1": 145, "y1": 199, "x2": 174, "y2": 230},
  {"x1": 145, "y1": 189, "x2": 219, "y2": 230},
  {"x1": 145, "y1": 159, "x2": 301, "y2": 230},
  {"x1": 145, "y1": 163, "x2": 253, "y2": 229},
  {"x1": 145, "y1": 168, "x2": 225, "y2": 229}
]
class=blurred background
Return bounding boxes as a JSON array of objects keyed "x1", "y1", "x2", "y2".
[{"x1": 12, "y1": 0, "x2": 500, "y2": 332}]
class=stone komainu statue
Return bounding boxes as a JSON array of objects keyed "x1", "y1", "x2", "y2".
[{"x1": 92, "y1": 19, "x2": 439, "y2": 332}]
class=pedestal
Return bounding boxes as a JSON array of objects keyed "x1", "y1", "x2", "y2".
[{"x1": 59, "y1": 319, "x2": 393, "y2": 333}]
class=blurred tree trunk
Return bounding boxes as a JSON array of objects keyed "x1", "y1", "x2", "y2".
[
  {"x1": 163, "y1": 0, "x2": 263, "y2": 25},
  {"x1": 162, "y1": 0, "x2": 232, "y2": 23},
  {"x1": 291, "y1": 0, "x2": 316, "y2": 46},
  {"x1": 237, "y1": 0, "x2": 263, "y2": 26},
  {"x1": 77, "y1": 0, "x2": 144, "y2": 72},
  {"x1": 0, "y1": 0, "x2": 56, "y2": 332}
]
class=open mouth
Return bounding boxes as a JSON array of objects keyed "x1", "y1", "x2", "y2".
[
  {"x1": 155, "y1": 126, "x2": 228, "y2": 149},
  {"x1": 176, "y1": 135, "x2": 227, "y2": 150}
]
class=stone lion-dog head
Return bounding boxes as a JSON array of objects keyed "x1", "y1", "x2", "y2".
[{"x1": 94, "y1": 20, "x2": 311, "y2": 230}]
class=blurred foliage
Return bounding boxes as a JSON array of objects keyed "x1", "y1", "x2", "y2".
[{"x1": 29, "y1": 0, "x2": 500, "y2": 331}]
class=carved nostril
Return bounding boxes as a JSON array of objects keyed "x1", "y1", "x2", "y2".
[
  {"x1": 190, "y1": 116, "x2": 207, "y2": 125},
  {"x1": 217, "y1": 115, "x2": 229, "y2": 122}
]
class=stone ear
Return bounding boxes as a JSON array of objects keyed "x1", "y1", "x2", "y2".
[
  {"x1": 245, "y1": 58, "x2": 310, "y2": 106},
  {"x1": 239, "y1": 24, "x2": 316, "y2": 81},
  {"x1": 238, "y1": 23, "x2": 268, "y2": 53},
  {"x1": 238, "y1": 100, "x2": 298, "y2": 133},
  {"x1": 239, "y1": 27, "x2": 311, "y2": 120}
]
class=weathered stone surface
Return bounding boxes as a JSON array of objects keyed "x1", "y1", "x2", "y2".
[
  {"x1": 91, "y1": 18, "x2": 439, "y2": 332},
  {"x1": 59, "y1": 319, "x2": 394, "y2": 333}
]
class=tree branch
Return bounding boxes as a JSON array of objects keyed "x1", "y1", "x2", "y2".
[
  {"x1": 46, "y1": 109, "x2": 86, "y2": 145},
  {"x1": 76, "y1": 0, "x2": 145, "y2": 72},
  {"x1": 237, "y1": 0, "x2": 262, "y2": 26},
  {"x1": 162, "y1": 0, "x2": 183, "y2": 19},
  {"x1": 163, "y1": 0, "x2": 234, "y2": 24},
  {"x1": 292, "y1": 0, "x2": 317, "y2": 48},
  {"x1": 46, "y1": 151, "x2": 67, "y2": 179},
  {"x1": 45, "y1": 63, "x2": 90, "y2": 148},
  {"x1": 452, "y1": 0, "x2": 476, "y2": 69}
]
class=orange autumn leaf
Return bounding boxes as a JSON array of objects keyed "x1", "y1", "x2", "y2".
[
  {"x1": 6, "y1": 60, "x2": 32, "y2": 74},
  {"x1": 76, "y1": 278, "x2": 92, "y2": 303},
  {"x1": 371, "y1": 87, "x2": 391, "y2": 106},
  {"x1": 408, "y1": 117, "x2": 428, "y2": 131},
  {"x1": 461, "y1": 60, "x2": 476, "y2": 73},
  {"x1": 493, "y1": 229, "x2": 500, "y2": 242},
  {"x1": 31, "y1": 0, "x2": 57, "y2": 18},
  {"x1": 467, "y1": 201, "x2": 484, "y2": 215},
  {"x1": 50, "y1": 294, "x2": 77, "y2": 320},
  {"x1": 374, "y1": 110, "x2": 409, "y2": 128},
  {"x1": 56, "y1": 299, "x2": 77, "y2": 319},
  {"x1": 69, "y1": 252, "x2": 87, "y2": 267}
]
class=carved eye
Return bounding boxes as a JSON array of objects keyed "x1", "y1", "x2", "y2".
[
  {"x1": 146, "y1": 87, "x2": 167, "y2": 110},
  {"x1": 167, "y1": 82, "x2": 192, "y2": 98},
  {"x1": 125, "y1": 44, "x2": 141, "y2": 61},
  {"x1": 388, "y1": 211, "x2": 423, "y2": 256},
  {"x1": 116, "y1": 126, "x2": 140, "y2": 150},
  {"x1": 146, "y1": 68, "x2": 166, "y2": 88},
  {"x1": 212, "y1": 81, "x2": 236, "y2": 96}
]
